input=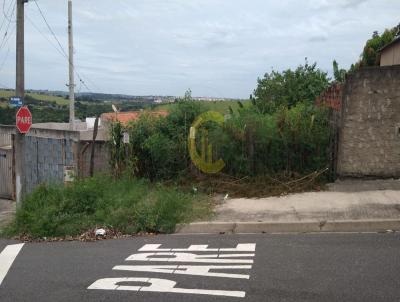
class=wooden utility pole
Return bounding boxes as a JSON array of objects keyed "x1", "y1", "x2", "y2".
[
  {"x1": 89, "y1": 117, "x2": 99, "y2": 177},
  {"x1": 15, "y1": 0, "x2": 26, "y2": 204},
  {"x1": 68, "y1": 0, "x2": 75, "y2": 130}
]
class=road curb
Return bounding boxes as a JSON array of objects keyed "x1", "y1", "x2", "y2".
[{"x1": 175, "y1": 219, "x2": 400, "y2": 234}]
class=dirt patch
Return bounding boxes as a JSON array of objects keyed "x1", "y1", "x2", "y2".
[
  {"x1": 0, "y1": 199, "x2": 15, "y2": 229},
  {"x1": 178, "y1": 168, "x2": 328, "y2": 198}
]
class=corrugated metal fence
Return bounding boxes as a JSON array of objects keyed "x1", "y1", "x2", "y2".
[{"x1": 0, "y1": 126, "x2": 15, "y2": 199}]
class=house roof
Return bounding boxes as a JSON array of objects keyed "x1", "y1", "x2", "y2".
[
  {"x1": 380, "y1": 36, "x2": 400, "y2": 52},
  {"x1": 101, "y1": 110, "x2": 168, "y2": 126}
]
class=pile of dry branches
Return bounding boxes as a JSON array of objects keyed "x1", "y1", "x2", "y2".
[{"x1": 182, "y1": 168, "x2": 329, "y2": 198}]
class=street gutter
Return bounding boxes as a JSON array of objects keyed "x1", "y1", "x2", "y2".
[{"x1": 176, "y1": 219, "x2": 400, "y2": 234}]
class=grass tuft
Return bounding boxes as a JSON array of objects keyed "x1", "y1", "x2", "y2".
[{"x1": 3, "y1": 175, "x2": 211, "y2": 239}]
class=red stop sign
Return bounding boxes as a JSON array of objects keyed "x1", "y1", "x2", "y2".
[{"x1": 16, "y1": 106, "x2": 32, "y2": 134}]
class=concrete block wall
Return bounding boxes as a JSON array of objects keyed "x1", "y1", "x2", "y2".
[
  {"x1": 337, "y1": 66, "x2": 400, "y2": 178},
  {"x1": 23, "y1": 136, "x2": 76, "y2": 194},
  {"x1": 0, "y1": 125, "x2": 14, "y2": 147},
  {"x1": 2, "y1": 123, "x2": 111, "y2": 200},
  {"x1": 79, "y1": 141, "x2": 110, "y2": 178}
]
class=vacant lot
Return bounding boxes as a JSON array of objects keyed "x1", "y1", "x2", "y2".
[{"x1": 2, "y1": 176, "x2": 211, "y2": 239}]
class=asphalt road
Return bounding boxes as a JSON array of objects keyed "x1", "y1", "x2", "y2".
[{"x1": 0, "y1": 233, "x2": 399, "y2": 302}]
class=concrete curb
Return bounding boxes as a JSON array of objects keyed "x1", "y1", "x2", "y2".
[{"x1": 175, "y1": 219, "x2": 400, "y2": 234}]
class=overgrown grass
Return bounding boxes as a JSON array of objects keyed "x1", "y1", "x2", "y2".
[{"x1": 2, "y1": 175, "x2": 211, "y2": 239}]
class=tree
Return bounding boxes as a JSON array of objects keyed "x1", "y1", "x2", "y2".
[
  {"x1": 253, "y1": 60, "x2": 329, "y2": 114},
  {"x1": 333, "y1": 60, "x2": 346, "y2": 83},
  {"x1": 354, "y1": 24, "x2": 400, "y2": 68},
  {"x1": 183, "y1": 89, "x2": 192, "y2": 101}
]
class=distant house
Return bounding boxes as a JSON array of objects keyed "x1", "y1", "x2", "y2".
[
  {"x1": 380, "y1": 36, "x2": 400, "y2": 66},
  {"x1": 100, "y1": 110, "x2": 168, "y2": 127}
]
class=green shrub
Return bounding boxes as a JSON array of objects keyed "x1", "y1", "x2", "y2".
[
  {"x1": 215, "y1": 102, "x2": 330, "y2": 176},
  {"x1": 110, "y1": 95, "x2": 330, "y2": 180},
  {"x1": 4, "y1": 176, "x2": 210, "y2": 238},
  {"x1": 253, "y1": 61, "x2": 329, "y2": 114},
  {"x1": 125, "y1": 100, "x2": 207, "y2": 180}
]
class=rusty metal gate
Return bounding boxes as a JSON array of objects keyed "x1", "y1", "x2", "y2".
[{"x1": 0, "y1": 146, "x2": 13, "y2": 199}]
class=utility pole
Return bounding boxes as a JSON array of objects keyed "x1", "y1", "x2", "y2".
[
  {"x1": 16, "y1": 0, "x2": 25, "y2": 99},
  {"x1": 15, "y1": 0, "x2": 27, "y2": 204},
  {"x1": 68, "y1": 0, "x2": 75, "y2": 130}
]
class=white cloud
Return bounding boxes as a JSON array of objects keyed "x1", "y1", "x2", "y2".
[{"x1": 0, "y1": 0, "x2": 399, "y2": 98}]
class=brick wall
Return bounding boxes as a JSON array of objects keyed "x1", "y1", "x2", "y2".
[
  {"x1": 316, "y1": 82, "x2": 343, "y2": 111},
  {"x1": 337, "y1": 66, "x2": 400, "y2": 177}
]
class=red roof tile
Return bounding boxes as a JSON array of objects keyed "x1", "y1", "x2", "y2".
[{"x1": 101, "y1": 111, "x2": 168, "y2": 126}]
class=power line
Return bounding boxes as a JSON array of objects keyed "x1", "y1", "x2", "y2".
[
  {"x1": 76, "y1": 78, "x2": 82, "y2": 94},
  {"x1": 1, "y1": 0, "x2": 16, "y2": 30},
  {"x1": 0, "y1": 19, "x2": 15, "y2": 50},
  {"x1": 27, "y1": 14, "x2": 94, "y2": 94},
  {"x1": 32, "y1": 0, "x2": 68, "y2": 59},
  {"x1": 26, "y1": 15, "x2": 67, "y2": 60},
  {"x1": 32, "y1": 0, "x2": 95, "y2": 93},
  {"x1": 0, "y1": 0, "x2": 16, "y2": 50},
  {"x1": 0, "y1": 25, "x2": 14, "y2": 74},
  {"x1": 0, "y1": 22, "x2": 13, "y2": 50},
  {"x1": 77, "y1": 70, "x2": 102, "y2": 92},
  {"x1": 77, "y1": 74, "x2": 91, "y2": 92}
]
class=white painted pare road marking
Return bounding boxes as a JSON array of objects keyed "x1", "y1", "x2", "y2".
[
  {"x1": 125, "y1": 252, "x2": 254, "y2": 263},
  {"x1": 88, "y1": 243, "x2": 256, "y2": 298},
  {"x1": 88, "y1": 277, "x2": 246, "y2": 298},
  {"x1": 0, "y1": 244, "x2": 25, "y2": 286},
  {"x1": 139, "y1": 243, "x2": 256, "y2": 252},
  {"x1": 113, "y1": 265, "x2": 252, "y2": 279}
]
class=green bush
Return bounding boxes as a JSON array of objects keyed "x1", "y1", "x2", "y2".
[
  {"x1": 221, "y1": 102, "x2": 330, "y2": 176},
  {"x1": 252, "y1": 61, "x2": 330, "y2": 114},
  {"x1": 118, "y1": 101, "x2": 330, "y2": 179},
  {"x1": 124, "y1": 100, "x2": 207, "y2": 180},
  {"x1": 4, "y1": 176, "x2": 210, "y2": 238}
]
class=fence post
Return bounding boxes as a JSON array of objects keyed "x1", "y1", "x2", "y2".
[
  {"x1": 246, "y1": 127, "x2": 255, "y2": 175},
  {"x1": 89, "y1": 117, "x2": 99, "y2": 177}
]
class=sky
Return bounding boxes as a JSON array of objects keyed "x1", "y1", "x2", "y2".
[{"x1": 0, "y1": 0, "x2": 399, "y2": 98}]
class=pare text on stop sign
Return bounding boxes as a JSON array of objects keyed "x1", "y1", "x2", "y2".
[{"x1": 16, "y1": 116, "x2": 32, "y2": 124}]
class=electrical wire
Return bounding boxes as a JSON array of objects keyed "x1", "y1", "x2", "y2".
[
  {"x1": 26, "y1": 16, "x2": 90, "y2": 91},
  {"x1": 76, "y1": 79, "x2": 82, "y2": 94},
  {"x1": 0, "y1": 0, "x2": 13, "y2": 33},
  {"x1": 0, "y1": 20, "x2": 14, "y2": 50},
  {"x1": 32, "y1": 0, "x2": 68, "y2": 60},
  {"x1": 32, "y1": 0, "x2": 95, "y2": 93},
  {"x1": 0, "y1": 1, "x2": 14, "y2": 85},
  {"x1": 1, "y1": 0, "x2": 15, "y2": 28},
  {"x1": 26, "y1": 15, "x2": 68, "y2": 61},
  {"x1": 27, "y1": 15, "x2": 94, "y2": 94},
  {"x1": 76, "y1": 72, "x2": 92, "y2": 92},
  {"x1": 77, "y1": 71, "x2": 102, "y2": 92},
  {"x1": 0, "y1": 0, "x2": 15, "y2": 50},
  {"x1": 0, "y1": 26, "x2": 14, "y2": 74}
]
